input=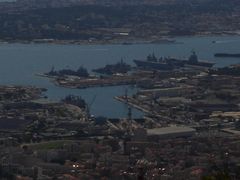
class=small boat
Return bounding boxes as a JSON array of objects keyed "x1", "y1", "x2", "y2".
[{"x1": 214, "y1": 53, "x2": 240, "y2": 58}]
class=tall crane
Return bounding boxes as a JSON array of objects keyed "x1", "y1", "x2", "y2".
[
  {"x1": 86, "y1": 94, "x2": 97, "y2": 120},
  {"x1": 128, "y1": 106, "x2": 133, "y2": 134}
]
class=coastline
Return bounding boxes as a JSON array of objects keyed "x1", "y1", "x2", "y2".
[
  {"x1": 0, "y1": 34, "x2": 239, "y2": 118},
  {"x1": 1, "y1": 32, "x2": 240, "y2": 46}
]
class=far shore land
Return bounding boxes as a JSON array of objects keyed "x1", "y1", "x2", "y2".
[{"x1": 0, "y1": 31, "x2": 239, "y2": 46}]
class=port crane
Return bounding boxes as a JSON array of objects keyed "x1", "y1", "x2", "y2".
[
  {"x1": 86, "y1": 94, "x2": 97, "y2": 120},
  {"x1": 122, "y1": 88, "x2": 134, "y2": 135}
]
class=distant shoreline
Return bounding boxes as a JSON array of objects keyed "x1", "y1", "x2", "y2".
[{"x1": 0, "y1": 32, "x2": 239, "y2": 46}]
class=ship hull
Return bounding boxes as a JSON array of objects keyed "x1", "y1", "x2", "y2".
[
  {"x1": 187, "y1": 61, "x2": 214, "y2": 68},
  {"x1": 133, "y1": 60, "x2": 173, "y2": 70},
  {"x1": 169, "y1": 58, "x2": 214, "y2": 68}
]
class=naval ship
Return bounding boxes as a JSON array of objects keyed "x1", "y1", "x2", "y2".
[{"x1": 134, "y1": 52, "x2": 214, "y2": 70}]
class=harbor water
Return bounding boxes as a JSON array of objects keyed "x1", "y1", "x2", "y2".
[{"x1": 0, "y1": 35, "x2": 240, "y2": 118}]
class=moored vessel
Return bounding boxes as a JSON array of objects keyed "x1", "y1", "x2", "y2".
[{"x1": 133, "y1": 52, "x2": 214, "y2": 70}]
